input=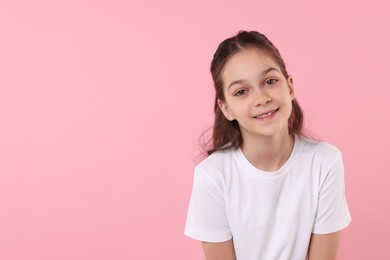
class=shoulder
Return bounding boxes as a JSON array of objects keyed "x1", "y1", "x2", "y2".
[
  {"x1": 197, "y1": 149, "x2": 236, "y2": 170},
  {"x1": 298, "y1": 135, "x2": 342, "y2": 166},
  {"x1": 194, "y1": 149, "x2": 237, "y2": 184}
]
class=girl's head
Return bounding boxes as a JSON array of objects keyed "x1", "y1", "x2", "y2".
[{"x1": 206, "y1": 30, "x2": 304, "y2": 155}]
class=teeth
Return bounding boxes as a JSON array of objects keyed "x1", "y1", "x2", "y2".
[{"x1": 258, "y1": 111, "x2": 273, "y2": 118}]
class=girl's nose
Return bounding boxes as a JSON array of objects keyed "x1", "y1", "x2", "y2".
[{"x1": 254, "y1": 92, "x2": 272, "y2": 106}]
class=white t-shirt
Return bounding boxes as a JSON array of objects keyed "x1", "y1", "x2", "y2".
[{"x1": 184, "y1": 135, "x2": 351, "y2": 260}]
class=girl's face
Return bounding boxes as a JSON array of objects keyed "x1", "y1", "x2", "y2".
[{"x1": 218, "y1": 48, "x2": 295, "y2": 142}]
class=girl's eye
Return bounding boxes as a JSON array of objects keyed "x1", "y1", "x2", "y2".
[
  {"x1": 234, "y1": 89, "x2": 247, "y2": 96},
  {"x1": 265, "y1": 79, "x2": 278, "y2": 85}
]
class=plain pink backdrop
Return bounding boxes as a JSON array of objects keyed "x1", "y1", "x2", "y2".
[{"x1": 1, "y1": 0, "x2": 389, "y2": 259}]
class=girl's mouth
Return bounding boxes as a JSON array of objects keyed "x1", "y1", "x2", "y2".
[{"x1": 254, "y1": 108, "x2": 279, "y2": 119}]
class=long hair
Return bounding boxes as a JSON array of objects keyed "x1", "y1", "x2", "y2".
[{"x1": 203, "y1": 30, "x2": 305, "y2": 155}]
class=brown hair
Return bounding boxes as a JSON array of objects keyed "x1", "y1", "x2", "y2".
[{"x1": 203, "y1": 30, "x2": 305, "y2": 155}]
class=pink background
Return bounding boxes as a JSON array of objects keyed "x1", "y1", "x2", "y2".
[{"x1": 1, "y1": 0, "x2": 389, "y2": 259}]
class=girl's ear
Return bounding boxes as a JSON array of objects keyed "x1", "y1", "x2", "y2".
[
  {"x1": 287, "y1": 76, "x2": 295, "y2": 100},
  {"x1": 218, "y1": 99, "x2": 235, "y2": 121}
]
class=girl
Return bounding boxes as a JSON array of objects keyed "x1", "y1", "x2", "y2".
[{"x1": 184, "y1": 31, "x2": 351, "y2": 260}]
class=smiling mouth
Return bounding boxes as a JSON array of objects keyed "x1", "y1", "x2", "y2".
[{"x1": 254, "y1": 108, "x2": 279, "y2": 119}]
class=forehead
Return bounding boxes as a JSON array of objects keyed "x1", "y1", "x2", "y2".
[{"x1": 221, "y1": 48, "x2": 280, "y2": 86}]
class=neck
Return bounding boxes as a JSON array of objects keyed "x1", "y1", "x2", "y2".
[{"x1": 241, "y1": 131, "x2": 295, "y2": 172}]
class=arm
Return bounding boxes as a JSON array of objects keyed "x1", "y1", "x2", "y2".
[
  {"x1": 202, "y1": 239, "x2": 236, "y2": 260},
  {"x1": 307, "y1": 231, "x2": 341, "y2": 260}
]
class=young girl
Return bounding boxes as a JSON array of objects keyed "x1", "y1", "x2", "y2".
[{"x1": 184, "y1": 31, "x2": 351, "y2": 260}]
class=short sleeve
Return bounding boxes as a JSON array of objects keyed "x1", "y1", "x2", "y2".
[
  {"x1": 184, "y1": 167, "x2": 232, "y2": 242},
  {"x1": 312, "y1": 154, "x2": 352, "y2": 234}
]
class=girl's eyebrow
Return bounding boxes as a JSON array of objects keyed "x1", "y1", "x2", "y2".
[{"x1": 227, "y1": 67, "x2": 279, "y2": 90}]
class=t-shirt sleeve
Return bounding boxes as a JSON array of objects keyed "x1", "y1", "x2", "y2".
[
  {"x1": 184, "y1": 167, "x2": 232, "y2": 242},
  {"x1": 312, "y1": 151, "x2": 352, "y2": 234}
]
